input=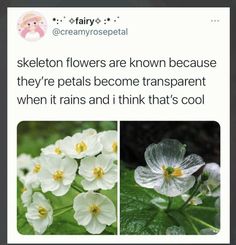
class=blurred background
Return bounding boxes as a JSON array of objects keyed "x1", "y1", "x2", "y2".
[
  {"x1": 120, "y1": 121, "x2": 220, "y2": 169},
  {"x1": 17, "y1": 121, "x2": 117, "y2": 156}
]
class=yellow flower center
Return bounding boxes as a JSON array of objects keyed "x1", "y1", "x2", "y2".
[
  {"x1": 112, "y1": 141, "x2": 117, "y2": 153},
  {"x1": 75, "y1": 141, "x2": 87, "y2": 154},
  {"x1": 89, "y1": 204, "x2": 100, "y2": 215},
  {"x1": 33, "y1": 163, "x2": 41, "y2": 173},
  {"x1": 38, "y1": 207, "x2": 47, "y2": 218},
  {"x1": 93, "y1": 167, "x2": 104, "y2": 179},
  {"x1": 162, "y1": 166, "x2": 183, "y2": 178},
  {"x1": 53, "y1": 170, "x2": 64, "y2": 181},
  {"x1": 54, "y1": 147, "x2": 62, "y2": 155}
]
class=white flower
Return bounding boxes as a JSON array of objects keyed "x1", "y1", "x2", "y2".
[
  {"x1": 181, "y1": 194, "x2": 202, "y2": 206},
  {"x1": 24, "y1": 156, "x2": 45, "y2": 188},
  {"x1": 26, "y1": 192, "x2": 53, "y2": 234},
  {"x1": 166, "y1": 226, "x2": 185, "y2": 235},
  {"x1": 61, "y1": 133, "x2": 102, "y2": 159},
  {"x1": 41, "y1": 139, "x2": 64, "y2": 157},
  {"x1": 200, "y1": 163, "x2": 220, "y2": 197},
  {"x1": 17, "y1": 154, "x2": 33, "y2": 180},
  {"x1": 134, "y1": 139, "x2": 205, "y2": 197},
  {"x1": 79, "y1": 154, "x2": 117, "y2": 190},
  {"x1": 21, "y1": 185, "x2": 32, "y2": 207},
  {"x1": 83, "y1": 128, "x2": 97, "y2": 136},
  {"x1": 99, "y1": 130, "x2": 117, "y2": 160},
  {"x1": 73, "y1": 191, "x2": 116, "y2": 234},
  {"x1": 39, "y1": 155, "x2": 77, "y2": 196}
]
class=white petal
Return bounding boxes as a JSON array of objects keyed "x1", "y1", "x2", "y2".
[
  {"x1": 96, "y1": 178, "x2": 116, "y2": 190},
  {"x1": 40, "y1": 179, "x2": 59, "y2": 193},
  {"x1": 154, "y1": 175, "x2": 196, "y2": 197},
  {"x1": 52, "y1": 183, "x2": 70, "y2": 196},
  {"x1": 83, "y1": 128, "x2": 97, "y2": 136},
  {"x1": 30, "y1": 218, "x2": 49, "y2": 234},
  {"x1": 99, "y1": 131, "x2": 117, "y2": 154},
  {"x1": 97, "y1": 198, "x2": 116, "y2": 225},
  {"x1": 103, "y1": 164, "x2": 117, "y2": 183},
  {"x1": 85, "y1": 217, "x2": 106, "y2": 234},
  {"x1": 144, "y1": 139, "x2": 186, "y2": 173},
  {"x1": 79, "y1": 157, "x2": 97, "y2": 180},
  {"x1": 74, "y1": 210, "x2": 92, "y2": 226},
  {"x1": 81, "y1": 179, "x2": 99, "y2": 191},
  {"x1": 73, "y1": 193, "x2": 90, "y2": 211},
  {"x1": 180, "y1": 154, "x2": 205, "y2": 175},
  {"x1": 62, "y1": 157, "x2": 78, "y2": 175},
  {"x1": 134, "y1": 166, "x2": 162, "y2": 188},
  {"x1": 96, "y1": 154, "x2": 114, "y2": 172},
  {"x1": 204, "y1": 163, "x2": 220, "y2": 185}
]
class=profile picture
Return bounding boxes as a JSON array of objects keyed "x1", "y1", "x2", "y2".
[{"x1": 17, "y1": 11, "x2": 47, "y2": 41}]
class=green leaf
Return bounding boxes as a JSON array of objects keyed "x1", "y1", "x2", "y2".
[{"x1": 120, "y1": 166, "x2": 219, "y2": 235}]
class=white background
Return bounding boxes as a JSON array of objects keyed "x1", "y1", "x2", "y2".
[{"x1": 8, "y1": 7, "x2": 230, "y2": 244}]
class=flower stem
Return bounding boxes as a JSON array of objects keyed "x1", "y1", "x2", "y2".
[
  {"x1": 71, "y1": 183, "x2": 83, "y2": 193},
  {"x1": 183, "y1": 213, "x2": 200, "y2": 235},
  {"x1": 53, "y1": 206, "x2": 73, "y2": 217},
  {"x1": 188, "y1": 215, "x2": 220, "y2": 233},
  {"x1": 186, "y1": 206, "x2": 218, "y2": 212},
  {"x1": 167, "y1": 197, "x2": 172, "y2": 211},
  {"x1": 54, "y1": 204, "x2": 73, "y2": 212},
  {"x1": 180, "y1": 181, "x2": 202, "y2": 210}
]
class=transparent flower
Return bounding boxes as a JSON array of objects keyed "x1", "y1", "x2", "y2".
[
  {"x1": 21, "y1": 185, "x2": 32, "y2": 207},
  {"x1": 200, "y1": 228, "x2": 217, "y2": 235},
  {"x1": 181, "y1": 194, "x2": 202, "y2": 206},
  {"x1": 17, "y1": 153, "x2": 33, "y2": 180},
  {"x1": 26, "y1": 192, "x2": 53, "y2": 234},
  {"x1": 39, "y1": 156, "x2": 77, "y2": 196},
  {"x1": 134, "y1": 139, "x2": 205, "y2": 197},
  {"x1": 61, "y1": 133, "x2": 102, "y2": 159},
  {"x1": 73, "y1": 191, "x2": 116, "y2": 234},
  {"x1": 99, "y1": 130, "x2": 117, "y2": 160},
  {"x1": 199, "y1": 163, "x2": 220, "y2": 197},
  {"x1": 41, "y1": 139, "x2": 65, "y2": 157},
  {"x1": 79, "y1": 154, "x2": 117, "y2": 190},
  {"x1": 24, "y1": 156, "x2": 46, "y2": 188},
  {"x1": 166, "y1": 226, "x2": 185, "y2": 235}
]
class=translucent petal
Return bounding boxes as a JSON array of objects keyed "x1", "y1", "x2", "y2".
[
  {"x1": 181, "y1": 194, "x2": 202, "y2": 205},
  {"x1": 154, "y1": 175, "x2": 195, "y2": 197},
  {"x1": 134, "y1": 166, "x2": 163, "y2": 188},
  {"x1": 166, "y1": 226, "x2": 185, "y2": 235},
  {"x1": 180, "y1": 154, "x2": 205, "y2": 175},
  {"x1": 145, "y1": 139, "x2": 186, "y2": 173},
  {"x1": 200, "y1": 228, "x2": 217, "y2": 235}
]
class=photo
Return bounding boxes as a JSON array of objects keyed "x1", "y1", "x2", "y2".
[
  {"x1": 17, "y1": 121, "x2": 117, "y2": 235},
  {"x1": 120, "y1": 121, "x2": 220, "y2": 235}
]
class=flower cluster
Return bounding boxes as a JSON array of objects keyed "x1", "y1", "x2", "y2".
[{"x1": 17, "y1": 128, "x2": 117, "y2": 235}]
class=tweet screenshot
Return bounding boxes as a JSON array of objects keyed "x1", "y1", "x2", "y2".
[{"x1": 8, "y1": 7, "x2": 229, "y2": 244}]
